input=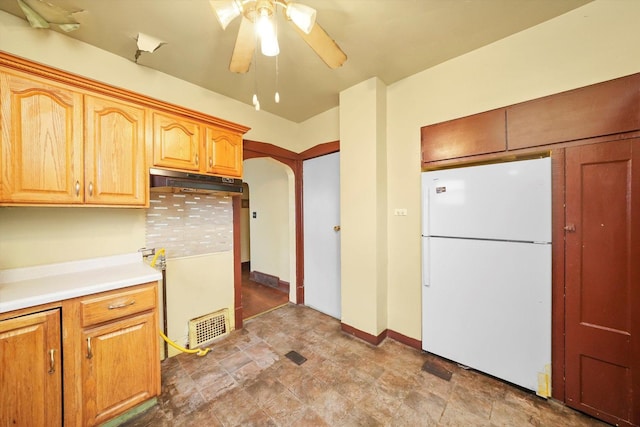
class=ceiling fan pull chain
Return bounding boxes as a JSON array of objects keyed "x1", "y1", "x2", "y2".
[{"x1": 275, "y1": 51, "x2": 280, "y2": 103}]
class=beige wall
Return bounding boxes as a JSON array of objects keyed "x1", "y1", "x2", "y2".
[
  {"x1": 240, "y1": 184, "x2": 251, "y2": 263},
  {"x1": 164, "y1": 252, "x2": 234, "y2": 356},
  {"x1": 384, "y1": 0, "x2": 640, "y2": 340},
  {"x1": 0, "y1": 207, "x2": 145, "y2": 269},
  {"x1": 339, "y1": 78, "x2": 388, "y2": 335},
  {"x1": 0, "y1": 12, "x2": 302, "y2": 148},
  {"x1": 242, "y1": 157, "x2": 294, "y2": 292}
]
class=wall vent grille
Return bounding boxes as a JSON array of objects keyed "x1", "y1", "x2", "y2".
[{"x1": 188, "y1": 309, "x2": 229, "y2": 348}]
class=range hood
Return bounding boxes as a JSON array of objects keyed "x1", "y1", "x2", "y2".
[{"x1": 149, "y1": 168, "x2": 243, "y2": 194}]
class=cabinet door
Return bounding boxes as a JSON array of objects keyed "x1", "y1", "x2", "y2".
[
  {"x1": 85, "y1": 95, "x2": 148, "y2": 206},
  {"x1": 204, "y1": 126, "x2": 243, "y2": 177},
  {"x1": 82, "y1": 311, "x2": 159, "y2": 426},
  {"x1": 152, "y1": 111, "x2": 201, "y2": 171},
  {"x1": 421, "y1": 108, "x2": 506, "y2": 163},
  {"x1": 0, "y1": 309, "x2": 62, "y2": 426},
  {"x1": 0, "y1": 71, "x2": 83, "y2": 203}
]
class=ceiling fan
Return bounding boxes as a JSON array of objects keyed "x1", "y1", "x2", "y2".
[{"x1": 210, "y1": 0, "x2": 347, "y2": 73}]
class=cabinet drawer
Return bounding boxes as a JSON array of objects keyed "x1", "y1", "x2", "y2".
[{"x1": 80, "y1": 284, "x2": 156, "y2": 327}]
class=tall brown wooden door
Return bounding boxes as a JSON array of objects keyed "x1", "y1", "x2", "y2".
[{"x1": 565, "y1": 139, "x2": 639, "y2": 426}]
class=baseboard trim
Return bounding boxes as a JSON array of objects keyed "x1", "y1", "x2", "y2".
[
  {"x1": 341, "y1": 323, "x2": 386, "y2": 346},
  {"x1": 250, "y1": 270, "x2": 279, "y2": 288},
  {"x1": 387, "y1": 329, "x2": 422, "y2": 350},
  {"x1": 340, "y1": 323, "x2": 422, "y2": 350},
  {"x1": 278, "y1": 279, "x2": 290, "y2": 294}
]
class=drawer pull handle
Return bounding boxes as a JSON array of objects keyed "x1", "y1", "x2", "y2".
[
  {"x1": 108, "y1": 300, "x2": 136, "y2": 310},
  {"x1": 87, "y1": 337, "x2": 93, "y2": 359},
  {"x1": 48, "y1": 349, "x2": 56, "y2": 374}
]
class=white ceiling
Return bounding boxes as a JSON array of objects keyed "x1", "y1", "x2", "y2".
[{"x1": 0, "y1": 0, "x2": 592, "y2": 122}]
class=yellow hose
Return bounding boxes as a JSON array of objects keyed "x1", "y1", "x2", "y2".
[
  {"x1": 149, "y1": 248, "x2": 166, "y2": 268},
  {"x1": 151, "y1": 249, "x2": 210, "y2": 357},
  {"x1": 159, "y1": 330, "x2": 211, "y2": 357}
]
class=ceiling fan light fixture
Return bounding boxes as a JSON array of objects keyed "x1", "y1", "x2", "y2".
[
  {"x1": 286, "y1": 2, "x2": 316, "y2": 34},
  {"x1": 256, "y1": 10, "x2": 279, "y2": 56},
  {"x1": 210, "y1": 0, "x2": 243, "y2": 30}
]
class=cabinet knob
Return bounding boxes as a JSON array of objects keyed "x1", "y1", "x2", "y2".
[
  {"x1": 75, "y1": 180, "x2": 81, "y2": 197},
  {"x1": 86, "y1": 337, "x2": 93, "y2": 359},
  {"x1": 88, "y1": 182, "x2": 93, "y2": 197},
  {"x1": 209, "y1": 157, "x2": 213, "y2": 167},
  {"x1": 195, "y1": 154, "x2": 199, "y2": 166}
]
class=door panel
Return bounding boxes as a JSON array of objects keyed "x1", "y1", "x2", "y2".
[
  {"x1": 565, "y1": 139, "x2": 639, "y2": 426},
  {"x1": 303, "y1": 152, "x2": 341, "y2": 318},
  {"x1": 422, "y1": 236, "x2": 551, "y2": 392},
  {"x1": 0, "y1": 309, "x2": 62, "y2": 426}
]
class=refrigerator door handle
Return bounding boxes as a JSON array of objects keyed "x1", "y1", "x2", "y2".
[{"x1": 423, "y1": 237, "x2": 431, "y2": 287}]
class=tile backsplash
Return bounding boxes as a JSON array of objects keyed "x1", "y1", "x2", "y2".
[{"x1": 145, "y1": 192, "x2": 233, "y2": 259}]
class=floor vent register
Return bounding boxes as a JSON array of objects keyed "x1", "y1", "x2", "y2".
[{"x1": 188, "y1": 309, "x2": 229, "y2": 348}]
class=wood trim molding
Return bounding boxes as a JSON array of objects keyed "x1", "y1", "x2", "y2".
[
  {"x1": 293, "y1": 159, "x2": 305, "y2": 305},
  {"x1": 387, "y1": 330, "x2": 422, "y2": 351},
  {"x1": 341, "y1": 323, "x2": 387, "y2": 346},
  {"x1": 241, "y1": 139, "x2": 328, "y2": 307},
  {"x1": 278, "y1": 280, "x2": 290, "y2": 294},
  {"x1": 244, "y1": 139, "x2": 299, "y2": 160},
  {"x1": 551, "y1": 149, "x2": 566, "y2": 401},
  {"x1": 233, "y1": 196, "x2": 243, "y2": 330},
  {"x1": 340, "y1": 323, "x2": 422, "y2": 350},
  {"x1": 0, "y1": 51, "x2": 251, "y2": 135},
  {"x1": 299, "y1": 141, "x2": 340, "y2": 160}
]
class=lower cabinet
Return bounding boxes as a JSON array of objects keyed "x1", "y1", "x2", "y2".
[
  {"x1": 0, "y1": 309, "x2": 62, "y2": 426},
  {"x1": 0, "y1": 282, "x2": 160, "y2": 427},
  {"x1": 82, "y1": 311, "x2": 159, "y2": 425}
]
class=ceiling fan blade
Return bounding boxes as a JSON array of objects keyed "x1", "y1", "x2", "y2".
[
  {"x1": 230, "y1": 16, "x2": 255, "y2": 73},
  {"x1": 291, "y1": 22, "x2": 347, "y2": 69}
]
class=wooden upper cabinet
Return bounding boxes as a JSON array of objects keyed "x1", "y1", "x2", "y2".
[
  {"x1": 85, "y1": 95, "x2": 147, "y2": 206},
  {"x1": 204, "y1": 126, "x2": 243, "y2": 177},
  {"x1": 0, "y1": 71, "x2": 84, "y2": 203},
  {"x1": 507, "y1": 73, "x2": 640, "y2": 149},
  {"x1": 421, "y1": 109, "x2": 506, "y2": 163},
  {"x1": 152, "y1": 111, "x2": 201, "y2": 171}
]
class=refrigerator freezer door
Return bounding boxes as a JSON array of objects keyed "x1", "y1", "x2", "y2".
[
  {"x1": 421, "y1": 237, "x2": 551, "y2": 392},
  {"x1": 421, "y1": 157, "x2": 551, "y2": 242}
]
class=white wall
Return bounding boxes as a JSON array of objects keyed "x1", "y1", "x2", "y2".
[{"x1": 384, "y1": 0, "x2": 640, "y2": 340}]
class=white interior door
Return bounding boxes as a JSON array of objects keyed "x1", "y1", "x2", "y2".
[{"x1": 303, "y1": 152, "x2": 341, "y2": 318}]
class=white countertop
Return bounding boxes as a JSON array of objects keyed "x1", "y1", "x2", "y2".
[{"x1": 0, "y1": 253, "x2": 163, "y2": 313}]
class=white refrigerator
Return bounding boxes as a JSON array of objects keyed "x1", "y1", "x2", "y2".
[{"x1": 421, "y1": 157, "x2": 552, "y2": 393}]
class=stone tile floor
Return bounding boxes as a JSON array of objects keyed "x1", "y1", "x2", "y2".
[{"x1": 123, "y1": 304, "x2": 608, "y2": 426}]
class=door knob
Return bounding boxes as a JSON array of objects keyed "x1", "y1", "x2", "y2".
[
  {"x1": 564, "y1": 224, "x2": 576, "y2": 232},
  {"x1": 333, "y1": 225, "x2": 341, "y2": 232}
]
